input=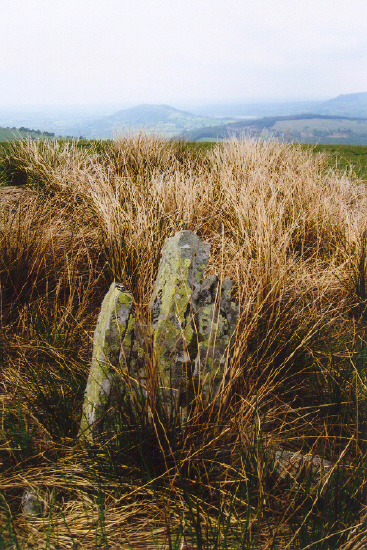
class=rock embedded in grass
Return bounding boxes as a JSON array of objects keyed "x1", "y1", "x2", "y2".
[
  {"x1": 193, "y1": 274, "x2": 239, "y2": 404},
  {"x1": 21, "y1": 489, "x2": 42, "y2": 517},
  {"x1": 150, "y1": 230, "x2": 209, "y2": 417},
  {"x1": 273, "y1": 449, "x2": 331, "y2": 485}
]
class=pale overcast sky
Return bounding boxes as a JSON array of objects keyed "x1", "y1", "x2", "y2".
[{"x1": 1, "y1": 0, "x2": 366, "y2": 106}]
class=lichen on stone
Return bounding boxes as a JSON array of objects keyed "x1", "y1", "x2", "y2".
[
  {"x1": 79, "y1": 282, "x2": 135, "y2": 441},
  {"x1": 149, "y1": 230, "x2": 238, "y2": 417}
]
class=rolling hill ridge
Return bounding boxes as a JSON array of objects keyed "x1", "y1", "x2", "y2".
[
  {"x1": 1, "y1": 92, "x2": 367, "y2": 143},
  {"x1": 75, "y1": 104, "x2": 226, "y2": 139}
]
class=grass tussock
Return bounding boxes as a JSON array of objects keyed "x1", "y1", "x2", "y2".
[{"x1": 0, "y1": 135, "x2": 366, "y2": 548}]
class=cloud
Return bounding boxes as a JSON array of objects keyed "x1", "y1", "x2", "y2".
[{"x1": 0, "y1": 0, "x2": 366, "y2": 104}]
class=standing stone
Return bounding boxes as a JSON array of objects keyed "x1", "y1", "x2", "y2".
[
  {"x1": 150, "y1": 231, "x2": 209, "y2": 417},
  {"x1": 150, "y1": 230, "x2": 238, "y2": 419},
  {"x1": 79, "y1": 282, "x2": 135, "y2": 441},
  {"x1": 193, "y1": 275, "x2": 239, "y2": 404}
]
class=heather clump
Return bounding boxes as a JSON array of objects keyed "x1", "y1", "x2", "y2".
[{"x1": 0, "y1": 135, "x2": 366, "y2": 549}]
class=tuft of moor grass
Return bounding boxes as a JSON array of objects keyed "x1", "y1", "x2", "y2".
[{"x1": 0, "y1": 136, "x2": 366, "y2": 549}]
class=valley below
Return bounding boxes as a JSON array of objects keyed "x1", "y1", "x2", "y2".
[{"x1": 2, "y1": 91, "x2": 367, "y2": 144}]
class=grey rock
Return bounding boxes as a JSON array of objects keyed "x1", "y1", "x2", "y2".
[
  {"x1": 193, "y1": 275, "x2": 239, "y2": 404},
  {"x1": 149, "y1": 231, "x2": 210, "y2": 417},
  {"x1": 22, "y1": 489, "x2": 41, "y2": 516},
  {"x1": 150, "y1": 230, "x2": 238, "y2": 418},
  {"x1": 79, "y1": 282, "x2": 136, "y2": 441},
  {"x1": 273, "y1": 449, "x2": 331, "y2": 485}
]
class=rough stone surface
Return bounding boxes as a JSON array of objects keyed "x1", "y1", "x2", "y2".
[
  {"x1": 79, "y1": 282, "x2": 136, "y2": 441},
  {"x1": 22, "y1": 489, "x2": 42, "y2": 516},
  {"x1": 150, "y1": 230, "x2": 238, "y2": 417},
  {"x1": 273, "y1": 449, "x2": 331, "y2": 485},
  {"x1": 193, "y1": 275, "x2": 239, "y2": 403},
  {"x1": 149, "y1": 231, "x2": 210, "y2": 414}
]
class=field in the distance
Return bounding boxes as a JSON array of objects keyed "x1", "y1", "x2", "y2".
[
  {"x1": 0, "y1": 126, "x2": 57, "y2": 141},
  {"x1": 183, "y1": 115, "x2": 367, "y2": 145},
  {"x1": 0, "y1": 136, "x2": 366, "y2": 549}
]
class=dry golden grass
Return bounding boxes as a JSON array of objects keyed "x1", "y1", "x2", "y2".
[{"x1": 0, "y1": 135, "x2": 366, "y2": 548}]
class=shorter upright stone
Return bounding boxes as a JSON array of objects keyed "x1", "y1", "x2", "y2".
[{"x1": 79, "y1": 282, "x2": 135, "y2": 442}]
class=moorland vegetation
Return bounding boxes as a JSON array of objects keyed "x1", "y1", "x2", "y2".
[{"x1": 0, "y1": 136, "x2": 366, "y2": 548}]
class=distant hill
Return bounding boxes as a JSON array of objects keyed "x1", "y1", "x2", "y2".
[
  {"x1": 78, "y1": 104, "x2": 226, "y2": 139},
  {"x1": 189, "y1": 92, "x2": 367, "y2": 121},
  {"x1": 188, "y1": 100, "x2": 323, "y2": 119},
  {"x1": 315, "y1": 92, "x2": 367, "y2": 118},
  {"x1": 1, "y1": 92, "x2": 367, "y2": 143},
  {"x1": 74, "y1": 94, "x2": 367, "y2": 142},
  {"x1": 181, "y1": 114, "x2": 367, "y2": 145}
]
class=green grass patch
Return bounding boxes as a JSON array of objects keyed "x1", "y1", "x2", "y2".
[{"x1": 311, "y1": 143, "x2": 367, "y2": 181}]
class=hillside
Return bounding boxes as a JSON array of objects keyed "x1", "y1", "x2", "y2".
[
  {"x1": 0, "y1": 126, "x2": 56, "y2": 141},
  {"x1": 182, "y1": 113, "x2": 367, "y2": 145},
  {"x1": 0, "y1": 137, "x2": 365, "y2": 548},
  {"x1": 78, "y1": 93, "x2": 367, "y2": 142},
  {"x1": 188, "y1": 100, "x2": 323, "y2": 119},
  {"x1": 189, "y1": 92, "x2": 367, "y2": 120},
  {"x1": 1, "y1": 92, "x2": 367, "y2": 143},
  {"x1": 316, "y1": 92, "x2": 367, "y2": 118},
  {"x1": 78, "y1": 104, "x2": 226, "y2": 139}
]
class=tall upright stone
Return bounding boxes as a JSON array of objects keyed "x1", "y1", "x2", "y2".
[
  {"x1": 150, "y1": 230, "x2": 239, "y2": 419},
  {"x1": 150, "y1": 231, "x2": 210, "y2": 417}
]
